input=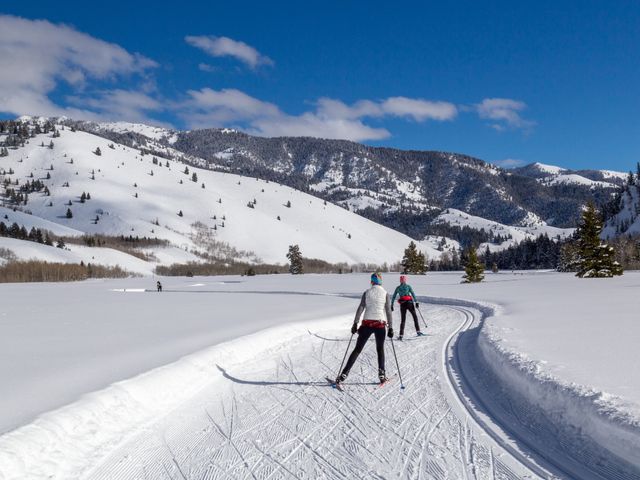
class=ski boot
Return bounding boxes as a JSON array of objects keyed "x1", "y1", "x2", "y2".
[
  {"x1": 416, "y1": 331, "x2": 426, "y2": 337},
  {"x1": 335, "y1": 373, "x2": 347, "y2": 385},
  {"x1": 378, "y1": 369, "x2": 388, "y2": 385},
  {"x1": 398, "y1": 335, "x2": 403, "y2": 341}
]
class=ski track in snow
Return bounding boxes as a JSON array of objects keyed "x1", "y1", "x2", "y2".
[{"x1": 84, "y1": 306, "x2": 532, "y2": 480}]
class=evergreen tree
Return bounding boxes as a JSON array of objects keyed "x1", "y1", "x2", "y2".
[
  {"x1": 401, "y1": 241, "x2": 427, "y2": 274},
  {"x1": 462, "y1": 247, "x2": 485, "y2": 283},
  {"x1": 287, "y1": 244, "x2": 304, "y2": 274},
  {"x1": 575, "y1": 202, "x2": 623, "y2": 278},
  {"x1": 558, "y1": 239, "x2": 580, "y2": 272},
  {"x1": 65, "y1": 208, "x2": 73, "y2": 219},
  {"x1": 192, "y1": 172, "x2": 198, "y2": 182},
  {"x1": 94, "y1": 147, "x2": 101, "y2": 156}
]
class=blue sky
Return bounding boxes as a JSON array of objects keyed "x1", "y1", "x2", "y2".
[{"x1": 1, "y1": 1, "x2": 639, "y2": 172}]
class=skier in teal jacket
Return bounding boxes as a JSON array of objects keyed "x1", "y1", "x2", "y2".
[{"x1": 391, "y1": 275, "x2": 424, "y2": 340}]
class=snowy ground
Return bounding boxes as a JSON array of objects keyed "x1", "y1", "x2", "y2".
[{"x1": 0, "y1": 272, "x2": 639, "y2": 479}]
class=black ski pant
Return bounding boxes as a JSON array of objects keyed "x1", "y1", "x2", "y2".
[
  {"x1": 342, "y1": 325, "x2": 386, "y2": 375},
  {"x1": 400, "y1": 301, "x2": 420, "y2": 335}
]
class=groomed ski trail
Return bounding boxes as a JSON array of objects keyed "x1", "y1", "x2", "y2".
[{"x1": 85, "y1": 305, "x2": 537, "y2": 480}]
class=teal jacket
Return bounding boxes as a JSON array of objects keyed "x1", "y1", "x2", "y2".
[{"x1": 391, "y1": 284, "x2": 417, "y2": 304}]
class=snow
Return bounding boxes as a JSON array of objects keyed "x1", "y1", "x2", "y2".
[
  {"x1": 432, "y1": 208, "x2": 574, "y2": 252},
  {"x1": 0, "y1": 127, "x2": 439, "y2": 267},
  {"x1": 0, "y1": 272, "x2": 639, "y2": 479},
  {"x1": 0, "y1": 206, "x2": 83, "y2": 236},
  {"x1": 0, "y1": 238, "x2": 203, "y2": 276},
  {"x1": 94, "y1": 122, "x2": 175, "y2": 141},
  {"x1": 603, "y1": 186, "x2": 640, "y2": 237},
  {"x1": 0, "y1": 277, "x2": 355, "y2": 434},
  {"x1": 533, "y1": 162, "x2": 566, "y2": 174},
  {"x1": 599, "y1": 169, "x2": 628, "y2": 180},
  {"x1": 545, "y1": 173, "x2": 615, "y2": 188}
]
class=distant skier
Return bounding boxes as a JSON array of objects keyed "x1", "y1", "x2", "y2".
[
  {"x1": 391, "y1": 275, "x2": 424, "y2": 340},
  {"x1": 336, "y1": 272, "x2": 393, "y2": 386},
  {"x1": 157, "y1": 281, "x2": 162, "y2": 292}
]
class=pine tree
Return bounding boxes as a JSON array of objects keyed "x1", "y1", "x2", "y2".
[
  {"x1": 575, "y1": 202, "x2": 623, "y2": 278},
  {"x1": 287, "y1": 244, "x2": 304, "y2": 274},
  {"x1": 65, "y1": 208, "x2": 73, "y2": 219},
  {"x1": 462, "y1": 247, "x2": 485, "y2": 283},
  {"x1": 94, "y1": 147, "x2": 101, "y2": 156},
  {"x1": 557, "y1": 240, "x2": 579, "y2": 272},
  {"x1": 192, "y1": 172, "x2": 198, "y2": 182},
  {"x1": 401, "y1": 241, "x2": 427, "y2": 274}
]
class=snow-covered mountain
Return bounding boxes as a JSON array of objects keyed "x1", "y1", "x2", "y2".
[
  {"x1": 513, "y1": 162, "x2": 626, "y2": 188},
  {"x1": 0, "y1": 121, "x2": 448, "y2": 272},
  {"x1": 602, "y1": 181, "x2": 640, "y2": 238},
  {"x1": 64, "y1": 120, "x2": 621, "y2": 235},
  {"x1": 431, "y1": 208, "x2": 574, "y2": 253}
]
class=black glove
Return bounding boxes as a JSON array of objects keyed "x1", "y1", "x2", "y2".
[
  {"x1": 416, "y1": 303, "x2": 420, "y2": 308},
  {"x1": 351, "y1": 323, "x2": 358, "y2": 334},
  {"x1": 391, "y1": 305, "x2": 394, "y2": 311},
  {"x1": 387, "y1": 327, "x2": 394, "y2": 339}
]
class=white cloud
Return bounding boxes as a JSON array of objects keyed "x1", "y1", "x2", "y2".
[
  {"x1": 315, "y1": 97, "x2": 457, "y2": 122},
  {"x1": 178, "y1": 88, "x2": 390, "y2": 141},
  {"x1": 493, "y1": 158, "x2": 526, "y2": 168},
  {"x1": 180, "y1": 89, "x2": 467, "y2": 141},
  {"x1": 251, "y1": 114, "x2": 390, "y2": 141},
  {"x1": 381, "y1": 97, "x2": 457, "y2": 121},
  {"x1": 68, "y1": 90, "x2": 165, "y2": 124},
  {"x1": 185, "y1": 35, "x2": 273, "y2": 69},
  {"x1": 475, "y1": 98, "x2": 535, "y2": 131},
  {"x1": 0, "y1": 15, "x2": 158, "y2": 121}
]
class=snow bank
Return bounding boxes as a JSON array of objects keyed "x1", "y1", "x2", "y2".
[
  {"x1": 477, "y1": 324, "x2": 640, "y2": 469},
  {"x1": 0, "y1": 314, "x2": 348, "y2": 480}
]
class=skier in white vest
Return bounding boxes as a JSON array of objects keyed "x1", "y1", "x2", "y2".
[{"x1": 336, "y1": 272, "x2": 394, "y2": 385}]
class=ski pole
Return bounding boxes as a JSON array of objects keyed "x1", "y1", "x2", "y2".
[
  {"x1": 390, "y1": 337, "x2": 405, "y2": 389},
  {"x1": 336, "y1": 333, "x2": 354, "y2": 378},
  {"x1": 416, "y1": 304, "x2": 428, "y2": 330}
]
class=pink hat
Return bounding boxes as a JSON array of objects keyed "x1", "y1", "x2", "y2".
[{"x1": 400, "y1": 275, "x2": 407, "y2": 284}]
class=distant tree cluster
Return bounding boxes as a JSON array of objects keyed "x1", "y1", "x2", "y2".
[
  {"x1": 482, "y1": 234, "x2": 563, "y2": 270},
  {"x1": 427, "y1": 223, "x2": 512, "y2": 250},
  {"x1": 0, "y1": 222, "x2": 53, "y2": 246},
  {"x1": 0, "y1": 260, "x2": 130, "y2": 283}
]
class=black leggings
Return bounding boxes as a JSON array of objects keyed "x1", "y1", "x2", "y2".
[
  {"x1": 400, "y1": 302, "x2": 420, "y2": 335},
  {"x1": 342, "y1": 325, "x2": 386, "y2": 375}
]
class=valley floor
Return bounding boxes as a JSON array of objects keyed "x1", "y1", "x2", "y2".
[{"x1": 0, "y1": 272, "x2": 639, "y2": 479}]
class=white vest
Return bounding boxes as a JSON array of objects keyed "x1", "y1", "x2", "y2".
[{"x1": 363, "y1": 285, "x2": 388, "y2": 321}]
